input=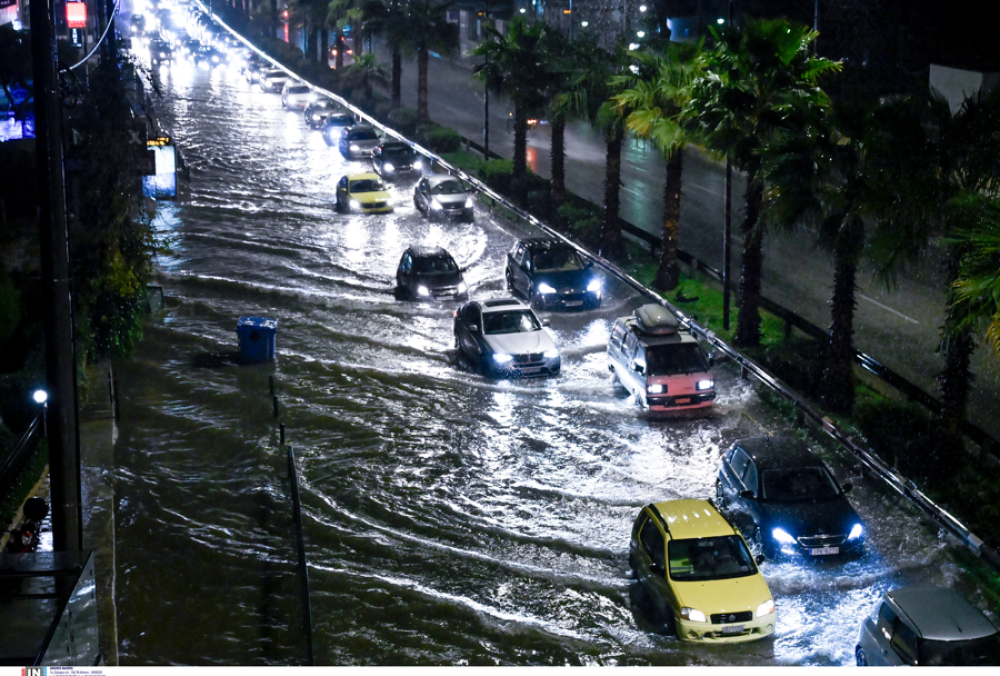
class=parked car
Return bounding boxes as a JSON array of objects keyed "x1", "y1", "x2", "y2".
[
  {"x1": 453, "y1": 298, "x2": 560, "y2": 378},
  {"x1": 322, "y1": 111, "x2": 356, "y2": 145},
  {"x1": 303, "y1": 98, "x2": 341, "y2": 129},
  {"x1": 856, "y1": 586, "x2": 1000, "y2": 665},
  {"x1": 607, "y1": 303, "x2": 715, "y2": 411},
  {"x1": 413, "y1": 174, "x2": 475, "y2": 221},
  {"x1": 629, "y1": 499, "x2": 775, "y2": 643},
  {"x1": 371, "y1": 140, "x2": 423, "y2": 179},
  {"x1": 281, "y1": 81, "x2": 315, "y2": 109},
  {"x1": 338, "y1": 124, "x2": 381, "y2": 159},
  {"x1": 715, "y1": 436, "x2": 865, "y2": 559},
  {"x1": 396, "y1": 246, "x2": 468, "y2": 301},
  {"x1": 260, "y1": 68, "x2": 290, "y2": 93},
  {"x1": 334, "y1": 172, "x2": 393, "y2": 214},
  {"x1": 505, "y1": 238, "x2": 602, "y2": 310},
  {"x1": 149, "y1": 38, "x2": 173, "y2": 63}
]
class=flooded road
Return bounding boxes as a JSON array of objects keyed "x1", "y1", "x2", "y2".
[{"x1": 109, "y1": 49, "x2": 996, "y2": 665}]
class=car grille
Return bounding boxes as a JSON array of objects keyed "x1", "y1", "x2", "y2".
[
  {"x1": 797, "y1": 534, "x2": 846, "y2": 548},
  {"x1": 514, "y1": 353, "x2": 544, "y2": 364},
  {"x1": 711, "y1": 611, "x2": 753, "y2": 625},
  {"x1": 363, "y1": 201, "x2": 388, "y2": 210},
  {"x1": 648, "y1": 392, "x2": 716, "y2": 408},
  {"x1": 431, "y1": 286, "x2": 459, "y2": 299}
]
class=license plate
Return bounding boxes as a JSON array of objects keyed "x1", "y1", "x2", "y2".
[
  {"x1": 564, "y1": 300, "x2": 583, "y2": 307},
  {"x1": 810, "y1": 546, "x2": 839, "y2": 556},
  {"x1": 722, "y1": 625, "x2": 745, "y2": 634},
  {"x1": 675, "y1": 398, "x2": 691, "y2": 405},
  {"x1": 520, "y1": 367, "x2": 541, "y2": 374}
]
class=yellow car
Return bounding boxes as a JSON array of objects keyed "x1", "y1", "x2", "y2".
[
  {"x1": 629, "y1": 498, "x2": 776, "y2": 643},
  {"x1": 335, "y1": 172, "x2": 393, "y2": 214}
]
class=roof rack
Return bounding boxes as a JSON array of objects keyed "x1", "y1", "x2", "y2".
[{"x1": 633, "y1": 304, "x2": 680, "y2": 336}]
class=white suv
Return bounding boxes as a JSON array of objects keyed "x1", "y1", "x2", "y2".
[
  {"x1": 607, "y1": 303, "x2": 715, "y2": 411},
  {"x1": 453, "y1": 298, "x2": 560, "y2": 378}
]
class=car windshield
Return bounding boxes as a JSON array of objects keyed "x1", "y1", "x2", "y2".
[
  {"x1": 430, "y1": 179, "x2": 467, "y2": 195},
  {"x1": 532, "y1": 246, "x2": 585, "y2": 272},
  {"x1": 921, "y1": 634, "x2": 1000, "y2": 666},
  {"x1": 350, "y1": 128, "x2": 379, "y2": 141},
  {"x1": 413, "y1": 256, "x2": 457, "y2": 274},
  {"x1": 326, "y1": 115, "x2": 353, "y2": 126},
  {"x1": 483, "y1": 310, "x2": 541, "y2": 335},
  {"x1": 667, "y1": 535, "x2": 757, "y2": 581},
  {"x1": 761, "y1": 467, "x2": 841, "y2": 502},
  {"x1": 265, "y1": 70, "x2": 284, "y2": 78},
  {"x1": 350, "y1": 179, "x2": 387, "y2": 193},
  {"x1": 645, "y1": 343, "x2": 710, "y2": 376},
  {"x1": 382, "y1": 145, "x2": 413, "y2": 157},
  {"x1": 289, "y1": 86, "x2": 311, "y2": 94}
]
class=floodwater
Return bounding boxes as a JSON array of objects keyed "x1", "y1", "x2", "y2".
[{"x1": 109, "y1": 46, "x2": 996, "y2": 666}]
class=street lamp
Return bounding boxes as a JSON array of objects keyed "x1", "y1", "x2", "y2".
[{"x1": 33, "y1": 388, "x2": 48, "y2": 436}]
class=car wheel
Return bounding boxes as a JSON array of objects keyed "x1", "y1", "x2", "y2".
[
  {"x1": 454, "y1": 330, "x2": 460, "y2": 349},
  {"x1": 856, "y1": 647, "x2": 868, "y2": 666},
  {"x1": 715, "y1": 480, "x2": 727, "y2": 510},
  {"x1": 505, "y1": 270, "x2": 514, "y2": 293}
]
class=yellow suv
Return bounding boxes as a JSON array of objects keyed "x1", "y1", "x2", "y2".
[{"x1": 629, "y1": 499, "x2": 776, "y2": 643}]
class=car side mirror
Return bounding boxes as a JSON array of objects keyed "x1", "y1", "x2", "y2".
[
  {"x1": 755, "y1": 554, "x2": 765, "y2": 565},
  {"x1": 541, "y1": 319, "x2": 551, "y2": 327},
  {"x1": 739, "y1": 489, "x2": 756, "y2": 500},
  {"x1": 841, "y1": 482, "x2": 853, "y2": 493},
  {"x1": 632, "y1": 361, "x2": 644, "y2": 375},
  {"x1": 460, "y1": 266, "x2": 468, "y2": 273}
]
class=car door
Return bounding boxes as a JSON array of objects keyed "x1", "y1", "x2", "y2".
[
  {"x1": 371, "y1": 146, "x2": 383, "y2": 174},
  {"x1": 415, "y1": 178, "x2": 429, "y2": 212},
  {"x1": 634, "y1": 512, "x2": 674, "y2": 619},
  {"x1": 456, "y1": 305, "x2": 483, "y2": 361},
  {"x1": 397, "y1": 250, "x2": 413, "y2": 292},
  {"x1": 506, "y1": 243, "x2": 526, "y2": 296},
  {"x1": 608, "y1": 320, "x2": 628, "y2": 378},
  {"x1": 620, "y1": 330, "x2": 642, "y2": 399},
  {"x1": 868, "y1": 602, "x2": 912, "y2": 665},
  {"x1": 720, "y1": 447, "x2": 751, "y2": 509}
]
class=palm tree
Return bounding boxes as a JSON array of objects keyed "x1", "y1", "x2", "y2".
[
  {"x1": 361, "y1": 0, "x2": 409, "y2": 108},
  {"x1": 613, "y1": 41, "x2": 703, "y2": 292},
  {"x1": 405, "y1": 0, "x2": 459, "y2": 125},
  {"x1": 687, "y1": 18, "x2": 841, "y2": 348},
  {"x1": 341, "y1": 52, "x2": 389, "y2": 105},
  {"x1": 764, "y1": 97, "x2": 937, "y2": 412},
  {"x1": 949, "y1": 194, "x2": 1000, "y2": 365},
  {"x1": 471, "y1": 17, "x2": 551, "y2": 188}
]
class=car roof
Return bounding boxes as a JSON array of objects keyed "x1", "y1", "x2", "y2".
[
  {"x1": 886, "y1": 587, "x2": 998, "y2": 641},
  {"x1": 732, "y1": 436, "x2": 823, "y2": 471},
  {"x1": 520, "y1": 237, "x2": 573, "y2": 251},
  {"x1": 476, "y1": 297, "x2": 529, "y2": 313},
  {"x1": 620, "y1": 316, "x2": 700, "y2": 347},
  {"x1": 407, "y1": 245, "x2": 452, "y2": 259},
  {"x1": 380, "y1": 140, "x2": 411, "y2": 149},
  {"x1": 345, "y1": 172, "x2": 382, "y2": 182},
  {"x1": 650, "y1": 499, "x2": 736, "y2": 540},
  {"x1": 425, "y1": 174, "x2": 464, "y2": 185}
]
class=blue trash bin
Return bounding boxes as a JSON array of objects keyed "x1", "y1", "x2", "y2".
[{"x1": 236, "y1": 316, "x2": 278, "y2": 364}]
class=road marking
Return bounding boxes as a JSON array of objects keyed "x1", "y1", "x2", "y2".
[{"x1": 860, "y1": 294, "x2": 919, "y2": 324}]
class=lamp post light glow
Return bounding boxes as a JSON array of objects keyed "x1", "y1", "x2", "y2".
[{"x1": 33, "y1": 389, "x2": 48, "y2": 405}]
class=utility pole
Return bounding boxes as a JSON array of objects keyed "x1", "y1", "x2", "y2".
[
  {"x1": 482, "y1": 0, "x2": 490, "y2": 159},
  {"x1": 30, "y1": 0, "x2": 84, "y2": 552},
  {"x1": 722, "y1": 0, "x2": 732, "y2": 331}
]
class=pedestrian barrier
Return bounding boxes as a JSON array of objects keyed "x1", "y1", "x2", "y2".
[{"x1": 192, "y1": 5, "x2": 1000, "y2": 574}]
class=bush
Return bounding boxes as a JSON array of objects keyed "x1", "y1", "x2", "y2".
[
  {"x1": 387, "y1": 107, "x2": 419, "y2": 137},
  {"x1": 478, "y1": 159, "x2": 514, "y2": 195},
  {"x1": 557, "y1": 202, "x2": 601, "y2": 249},
  {"x1": 418, "y1": 123, "x2": 462, "y2": 154},
  {"x1": 853, "y1": 397, "x2": 959, "y2": 478}
]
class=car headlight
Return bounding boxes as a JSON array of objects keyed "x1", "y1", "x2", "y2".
[
  {"x1": 696, "y1": 379, "x2": 714, "y2": 391},
  {"x1": 772, "y1": 528, "x2": 797, "y2": 545},
  {"x1": 416, "y1": 285, "x2": 430, "y2": 297},
  {"x1": 413, "y1": 160, "x2": 423, "y2": 170},
  {"x1": 383, "y1": 162, "x2": 395, "y2": 172},
  {"x1": 350, "y1": 144, "x2": 360, "y2": 151},
  {"x1": 429, "y1": 199, "x2": 443, "y2": 211},
  {"x1": 464, "y1": 197, "x2": 474, "y2": 208},
  {"x1": 492, "y1": 353, "x2": 513, "y2": 365},
  {"x1": 543, "y1": 347, "x2": 559, "y2": 359},
  {"x1": 680, "y1": 607, "x2": 707, "y2": 623},
  {"x1": 587, "y1": 279, "x2": 602, "y2": 293},
  {"x1": 647, "y1": 383, "x2": 664, "y2": 394},
  {"x1": 349, "y1": 199, "x2": 361, "y2": 210},
  {"x1": 537, "y1": 282, "x2": 556, "y2": 294},
  {"x1": 848, "y1": 523, "x2": 863, "y2": 541},
  {"x1": 312, "y1": 113, "x2": 321, "y2": 120},
  {"x1": 756, "y1": 599, "x2": 775, "y2": 617},
  {"x1": 457, "y1": 281, "x2": 468, "y2": 294}
]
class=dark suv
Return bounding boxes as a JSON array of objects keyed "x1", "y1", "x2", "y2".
[
  {"x1": 372, "y1": 140, "x2": 423, "y2": 180},
  {"x1": 505, "y1": 238, "x2": 602, "y2": 310},
  {"x1": 396, "y1": 246, "x2": 468, "y2": 301}
]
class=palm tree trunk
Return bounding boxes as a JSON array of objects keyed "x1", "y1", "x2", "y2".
[
  {"x1": 513, "y1": 104, "x2": 528, "y2": 180},
  {"x1": 270, "y1": 0, "x2": 278, "y2": 39},
  {"x1": 354, "y1": 25, "x2": 364, "y2": 57},
  {"x1": 938, "y1": 247, "x2": 974, "y2": 434},
  {"x1": 417, "y1": 45, "x2": 429, "y2": 125},
  {"x1": 320, "y1": 27, "x2": 329, "y2": 68},
  {"x1": 600, "y1": 124, "x2": 624, "y2": 259},
  {"x1": 735, "y1": 173, "x2": 764, "y2": 348},
  {"x1": 391, "y1": 48, "x2": 402, "y2": 108},
  {"x1": 821, "y1": 224, "x2": 861, "y2": 413},
  {"x1": 335, "y1": 29, "x2": 345, "y2": 69},
  {"x1": 550, "y1": 113, "x2": 566, "y2": 212},
  {"x1": 653, "y1": 148, "x2": 683, "y2": 291}
]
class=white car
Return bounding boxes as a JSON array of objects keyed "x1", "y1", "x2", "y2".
[
  {"x1": 281, "y1": 81, "x2": 316, "y2": 109},
  {"x1": 453, "y1": 298, "x2": 560, "y2": 378},
  {"x1": 260, "y1": 68, "x2": 290, "y2": 93}
]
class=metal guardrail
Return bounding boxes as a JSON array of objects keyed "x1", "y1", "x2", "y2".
[
  {"x1": 193, "y1": 6, "x2": 1000, "y2": 573},
  {"x1": 0, "y1": 414, "x2": 43, "y2": 492}
]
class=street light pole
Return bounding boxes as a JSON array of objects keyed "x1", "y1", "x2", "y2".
[
  {"x1": 483, "y1": 0, "x2": 490, "y2": 159},
  {"x1": 722, "y1": 0, "x2": 733, "y2": 331}
]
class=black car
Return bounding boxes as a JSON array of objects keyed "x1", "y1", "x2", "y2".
[
  {"x1": 716, "y1": 436, "x2": 865, "y2": 560},
  {"x1": 303, "y1": 99, "x2": 341, "y2": 129},
  {"x1": 396, "y1": 246, "x2": 468, "y2": 301},
  {"x1": 505, "y1": 238, "x2": 603, "y2": 310},
  {"x1": 371, "y1": 140, "x2": 423, "y2": 180},
  {"x1": 322, "y1": 111, "x2": 356, "y2": 145},
  {"x1": 149, "y1": 38, "x2": 173, "y2": 63}
]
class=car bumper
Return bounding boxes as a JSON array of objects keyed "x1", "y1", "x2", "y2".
[
  {"x1": 768, "y1": 536, "x2": 864, "y2": 559},
  {"x1": 647, "y1": 392, "x2": 716, "y2": 411},
  {"x1": 534, "y1": 291, "x2": 601, "y2": 310},
  {"x1": 676, "y1": 613, "x2": 776, "y2": 644},
  {"x1": 489, "y1": 357, "x2": 560, "y2": 379}
]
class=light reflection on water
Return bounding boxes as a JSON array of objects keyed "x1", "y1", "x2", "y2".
[{"x1": 107, "y1": 47, "x2": 997, "y2": 667}]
